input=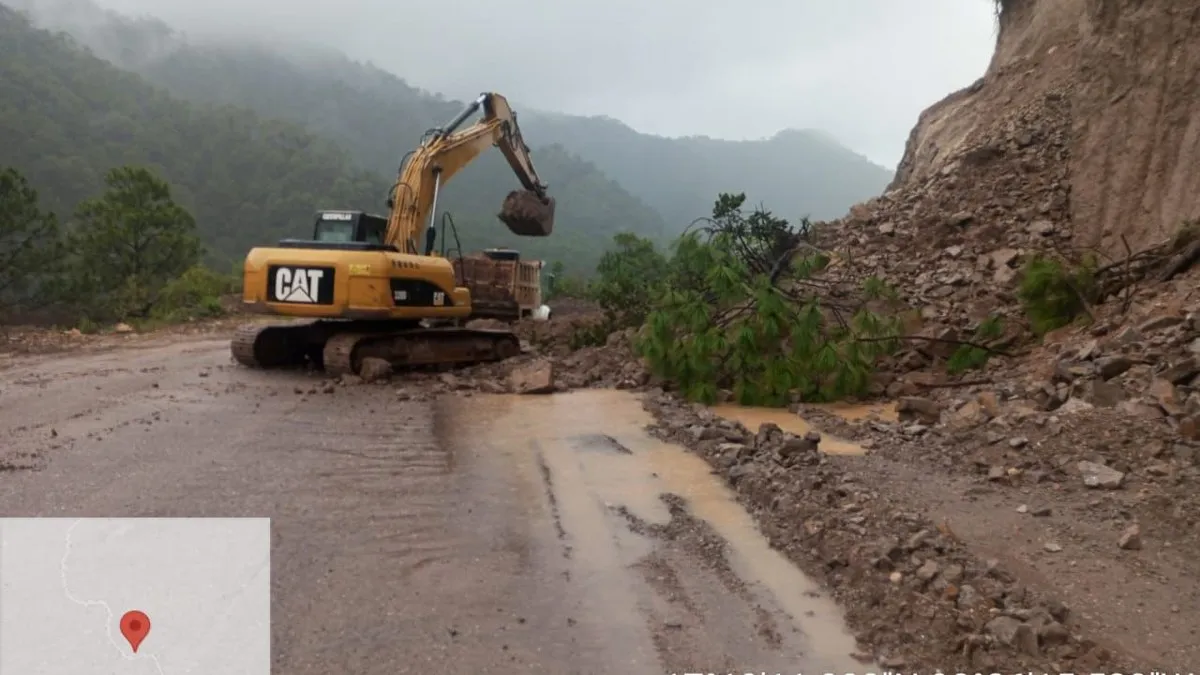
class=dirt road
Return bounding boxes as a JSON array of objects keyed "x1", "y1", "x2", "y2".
[{"x1": 0, "y1": 336, "x2": 870, "y2": 673}]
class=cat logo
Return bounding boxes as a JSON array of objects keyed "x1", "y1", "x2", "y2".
[
  {"x1": 273, "y1": 267, "x2": 324, "y2": 303},
  {"x1": 321, "y1": 212, "x2": 354, "y2": 221}
]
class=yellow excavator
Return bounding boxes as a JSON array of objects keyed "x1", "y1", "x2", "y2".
[{"x1": 230, "y1": 92, "x2": 556, "y2": 376}]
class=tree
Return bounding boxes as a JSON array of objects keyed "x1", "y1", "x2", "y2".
[
  {"x1": 634, "y1": 193, "x2": 902, "y2": 406},
  {"x1": 66, "y1": 166, "x2": 202, "y2": 319},
  {"x1": 590, "y1": 232, "x2": 668, "y2": 327},
  {"x1": 0, "y1": 168, "x2": 62, "y2": 319}
]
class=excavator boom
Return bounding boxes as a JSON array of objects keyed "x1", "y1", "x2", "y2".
[{"x1": 386, "y1": 92, "x2": 556, "y2": 255}]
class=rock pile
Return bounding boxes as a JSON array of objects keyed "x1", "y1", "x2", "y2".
[{"x1": 642, "y1": 391, "x2": 1127, "y2": 671}]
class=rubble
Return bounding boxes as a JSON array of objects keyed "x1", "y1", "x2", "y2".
[{"x1": 637, "y1": 390, "x2": 1135, "y2": 670}]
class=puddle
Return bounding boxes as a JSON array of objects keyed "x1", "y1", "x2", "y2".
[
  {"x1": 707, "y1": 403, "x2": 889, "y2": 456},
  {"x1": 453, "y1": 389, "x2": 866, "y2": 669}
]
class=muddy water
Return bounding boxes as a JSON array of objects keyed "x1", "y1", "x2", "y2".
[
  {"x1": 708, "y1": 402, "x2": 895, "y2": 456},
  {"x1": 448, "y1": 389, "x2": 870, "y2": 672}
]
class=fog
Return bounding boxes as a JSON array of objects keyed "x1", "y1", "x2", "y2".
[{"x1": 84, "y1": 0, "x2": 997, "y2": 168}]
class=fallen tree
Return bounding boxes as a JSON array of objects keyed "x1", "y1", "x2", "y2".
[{"x1": 596, "y1": 193, "x2": 906, "y2": 406}]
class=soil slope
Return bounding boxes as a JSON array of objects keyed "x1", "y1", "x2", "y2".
[{"x1": 890, "y1": 0, "x2": 1200, "y2": 256}]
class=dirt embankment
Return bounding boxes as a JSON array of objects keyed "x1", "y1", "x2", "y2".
[
  {"x1": 891, "y1": 0, "x2": 1200, "y2": 255},
  {"x1": 817, "y1": 0, "x2": 1200, "y2": 382}
]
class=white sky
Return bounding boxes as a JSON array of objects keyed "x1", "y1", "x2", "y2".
[{"x1": 86, "y1": 0, "x2": 998, "y2": 168}]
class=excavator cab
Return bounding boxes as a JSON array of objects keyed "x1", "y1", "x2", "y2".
[{"x1": 277, "y1": 211, "x2": 393, "y2": 251}]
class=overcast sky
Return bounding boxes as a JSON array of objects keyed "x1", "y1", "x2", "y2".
[{"x1": 87, "y1": 0, "x2": 997, "y2": 169}]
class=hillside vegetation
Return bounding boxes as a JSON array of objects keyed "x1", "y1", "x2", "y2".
[
  {"x1": 0, "y1": 2, "x2": 671, "y2": 274},
  {"x1": 0, "y1": 5, "x2": 386, "y2": 269},
  {"x1": 8, "y1": 0, "x2": 892, "y2": 260}
]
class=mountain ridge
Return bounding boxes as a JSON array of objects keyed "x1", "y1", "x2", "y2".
[
  {"x1": 9, "y1": 0, "x2": 893, "y2": 235},
  {"x1": 0, "y1": 0, "x2": 671, "y2": 273}
]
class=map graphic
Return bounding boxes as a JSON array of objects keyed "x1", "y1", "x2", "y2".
[{"x1": 0, "y1": 518, "x2": 270, "y2": 674}]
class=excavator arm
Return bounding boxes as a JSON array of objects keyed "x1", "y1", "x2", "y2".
[{"x1": 384, "y1": 92, "x2": 556, "y2": 255}]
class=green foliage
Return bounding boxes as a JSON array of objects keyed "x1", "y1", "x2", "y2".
[
  {"x1": 589, "y1": 233, "x2": 669, "y2": 328},
  {"x1": 94, "y1": 28, "x2": 671, "y2": 271},
  {"x1": 63, "y1": 166, "x2": 202, "y2": 320},
  {"x1": 1, "y1": 164, "x2": 233, "y2": 328},
  {"x1": 544, "y1": 261, "x2": 590, "y2": 301},
  {"x1": 18, "y1": 4, "x2": 892, "y2": 271},
  {"x1": 149, "y1": 265, "x2": 236, "y2": 321},
  {"x1": 947, "y1": 315, "x2": 1005, "y2": 374},
  {"x1": 0, "y1": 167, "x2": 63, "y2": 318},
  {"x1": 0, "y1": 6, "x2": 388, "y2": 269},
  {"x1": 617, "y1": 193, "x2": 901, "y2": 406},
  {"x1": 1017, "y1": 254, "x2": 1097, "y2": 336}
]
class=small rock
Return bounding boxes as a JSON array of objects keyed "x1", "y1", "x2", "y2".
[
  {"x1": 359, "y1": 357, "x2": 392, "y2": 383},
  {"x1": 942, "y1": 564, "x2": 964, "y2": 584},
  {"x1": 985, "y1": 615, "x2": 1039, "y2": 655},
  {"x1": 916, "y1": 559, "x2": 940, "y2": 582},
  {"x1": 1096, "y1": 356, "x2": 1134, "y2": 380},
  {"x1": 1038, "y1": 621, "x2": 1070, "y2": 646},
  {"x1": 1044, "y1": 542, "x2": 1063, "y2": 552},
  {"x1": 1118, "y1": 524, "x2": 1142, "y2": 550},
  {"x1": 897, "y1": 396, "x2": 942, "y2": 424},
  {"x1": 1078, "y1": 460, "x2": 1125, "y2": 489},
  {"x1": 114, "y1": 322, "x2": 134, "y2": 334},
  {"x1": 510, "y1": 359, "x2": 555, "y2": 394}
]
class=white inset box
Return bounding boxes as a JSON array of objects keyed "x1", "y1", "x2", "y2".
[{"x1": 0, "y1": 517, "x2": 270, "y2": 675}]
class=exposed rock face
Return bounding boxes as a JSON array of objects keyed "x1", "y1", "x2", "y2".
[{"x1": 888, "y1": 0, "x2": 1200, "y2": 256}]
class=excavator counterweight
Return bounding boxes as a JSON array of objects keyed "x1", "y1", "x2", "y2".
[{"x1": 229, "y1": 92, "x2": 556, "y2": 376}]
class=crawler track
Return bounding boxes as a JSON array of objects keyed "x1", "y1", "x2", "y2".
[{"x1": 231, "y1": 320, "x2": 520, "y2": 376}]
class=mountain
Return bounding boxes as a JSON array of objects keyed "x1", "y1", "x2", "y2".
[
  {"x1": 7, "y1": 0, "x2": 892, "y2": 238},
  {"x1": 517, "y1": 115, "x2": 894, "y2": 227},
  {"x1": 0, "y1": 1, "x2": 670, "y2": 274},
  {"x1": 0, "y1": 4, "x2": 387, "y2": 268}
]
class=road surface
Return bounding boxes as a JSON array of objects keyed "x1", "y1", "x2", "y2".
[{"x1": 0, "y1": 336, "x2": 868, "y2": 674}]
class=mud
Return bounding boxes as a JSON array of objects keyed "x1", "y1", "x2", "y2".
[
  {"x1": 708, "y1": 403, "x2": 893, "y2": 455},
  {"x1": 0, "y1": 338, "x2": 867, "y2": 673},
  {"x1": 441, "y1": 390, "x2": 870, "y2": 672}
]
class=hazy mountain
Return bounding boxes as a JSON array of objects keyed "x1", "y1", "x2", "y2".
[
  {"x1": 1, "y1": 1, "x2": 671, "y2": 273},
  {"x1": 517, "y1": 114, "x2": 894, "y2": 226},
  {"x1": 9, "y1": 0, "x2": 893, "y2": 232}
]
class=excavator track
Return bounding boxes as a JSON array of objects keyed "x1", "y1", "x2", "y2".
[
  {"x1": 322, "y1": 326, "x2": 521, "y2": 378},
  {"x1": 231, "y1": 319, "x2": 521, "y2": 376},
  {"x1": 230, "y1": 320, "x2": 321, "y2": 369}
]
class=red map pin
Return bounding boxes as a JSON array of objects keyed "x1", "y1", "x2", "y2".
[{"x1": 119, "y1": 610, "x2": 151, "y2": 653}]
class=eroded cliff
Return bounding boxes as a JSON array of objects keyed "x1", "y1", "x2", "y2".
[{"x1": 889, "y1": 0, "x2": 1200, "y2": 253}]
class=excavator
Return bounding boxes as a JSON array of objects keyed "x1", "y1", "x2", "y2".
[{"x1": 230, "y1": 92, "x2": 556, "y2": 377}]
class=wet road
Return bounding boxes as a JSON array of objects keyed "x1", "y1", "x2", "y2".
[{"x1": 0, "y1": 337, "x2": 867, "y2": 673}]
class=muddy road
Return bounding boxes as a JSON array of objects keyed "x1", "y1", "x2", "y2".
[{"x1": 0, "y1": 337, "x2": 869, "y2": 673}]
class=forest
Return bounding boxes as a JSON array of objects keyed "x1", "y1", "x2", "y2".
[
  {"x1": 0, "y1": 5, "x2": 671, "y2": 278},
  {"x1": 1, "y1": 0, "x2": 899, "y2": 331},
  {"x1": 5, "y1": 0, "x2": 894, "y2": 268}
]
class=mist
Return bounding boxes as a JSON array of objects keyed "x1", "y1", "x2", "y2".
[{"x1": 68, "y1": 0, "x2": 997, "y2": 168}]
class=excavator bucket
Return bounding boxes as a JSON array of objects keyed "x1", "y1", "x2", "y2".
[{"x1": 498, "y1": 190, "x2": 555, "y2": 236}]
